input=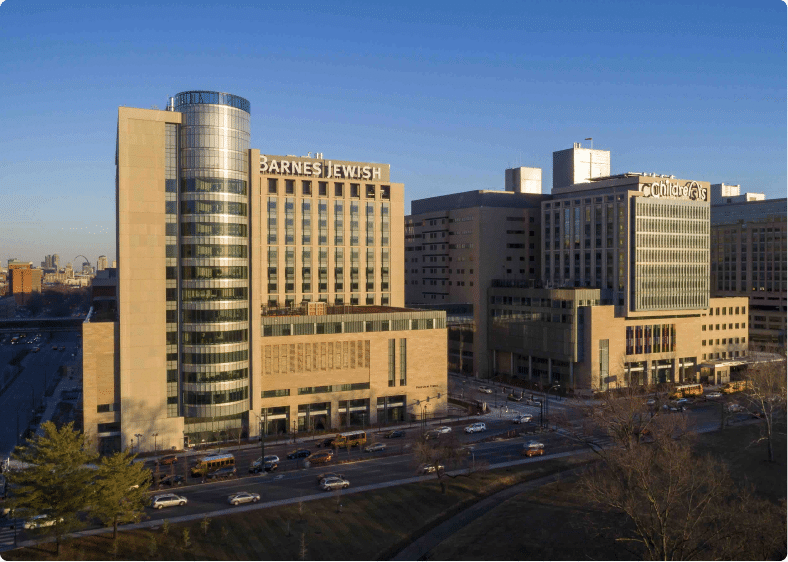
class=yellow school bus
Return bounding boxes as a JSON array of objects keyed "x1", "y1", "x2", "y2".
[
  {"x1": 669, "y1": 383, "x2": 704, "y2": 400},
  {"x1": 190, "y1": 453, "x2": 235, "y2": 477},
  {"x1": 722, "y1": 380, "x2": 751, "y2": 394},
  {"x1": 331, "y1": 431, "x2": 367, "y2": 448}
]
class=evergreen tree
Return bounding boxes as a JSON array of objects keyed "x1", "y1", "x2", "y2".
[
  {"x1": 93, "y1": 449, "x2": 152, "y2": 540},
  {"x1": 9, "y1": 421, "x2": 96, "y2": 555}
]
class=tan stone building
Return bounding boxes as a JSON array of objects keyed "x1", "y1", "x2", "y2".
[{"x1": 83, "y1": 91, "x2": 446, "y2": 454}]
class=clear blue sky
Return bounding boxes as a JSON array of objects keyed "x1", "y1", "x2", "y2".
[{"x1": 0, "y1": 0, "x2": 785, "y2": 265}]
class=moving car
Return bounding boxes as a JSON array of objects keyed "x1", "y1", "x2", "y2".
[
  {"x1": 512, "y1": 414, "x2": 533, "y2": 424},
  {"x1": 315, "y1": 437, "x2": 336, "y2": 448},
  {"x1": 705, "y1": 392, "x2": 722, "y2": 399},
  {"x1": 436, "y1": 426, "x2": 452, "y2": 434},
  {"x1": 364, "y1": 442, "x2": 387, "y2": 452},
  {"x1": 385, "y1": 430, "x2": 405, "y2": 439},
  {"x1": 228, "y1": 492, "x2": 260, "y2": 506},
  {"x1": 464, "y1": 422, "x2": 487, "y2": 434},
  {"x1": 317, "y1": 472, "x2": 345, "y2": 484},
  {"x1": 158, "y1": 474, "x2": 185, "y2": 486},
  {"x1": 206, "y1": 466, "x2": 237, "y2": 480},
  {"x1": 306, "y1": 451, "x2": 333, "y2": 464},
  {"x1": 150, "y1": 494, "x2": 187, "y2": 510},
  {"x1": 321, "y1": 477, "x2": 350, "y2": 491},
  {"x1": 250, "y1": 455, "x2": 280, "y2": 468},
  {"x1": 507, "y1": 393, "x2": 523, "y2": 402},
  {"x1": 478, "y1": 386, "x2": 493, "y2": 394},
  {"x1": 523, "y1": 441, "x2": 545, "y2": 457},
  {"x1": 424, "y1": 430, "x2": 441, "y2": 440},
  {"x1": 417, "y1": 463, "x2": 444, "y2": 475},
  {"x1": 248, "y1": 461, "x2": 278, "y2": 474},
  {"x1": 159, "y1": 455, "x2": 178, "y2": 466},
  {"x1": 24, "y1": 515, "x2": 63, "y2": 529},
  {"x1": 287, "y1": 449, "x2": 311, "y2": 460}
]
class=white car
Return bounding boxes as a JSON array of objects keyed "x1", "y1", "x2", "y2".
[
  {"x1": 706, "y1": 392, "x2": 722, "y2": 399},
  {"x1": 251, "y1": 454, "x2": 280, "y2": 468},
  {"x1": 512, "y1": 414, "x2": 533, "y2": 424},
  {"x1": 478, "y1": 386, "x2": 493, "y2": 394},
  {"x1": 436, "y1": 426, "x2": 452, "y2": 434},
  {"x1": 228, "y1": 491, "x2": 260, "y2": 506},
  {"x1": 465, "y1": 422, "x2": 487, "y2": 434},
  {"x1": 321, "y1": 477, "x2": 349, "y2": 491},
  {"x1": 645, "y1": 398, "x2": 657, "y2": 406},
  {"x1": 24, "y1": 515, "x2": 63, "y2": 529},
  {"x1": 150, "y1": 494, "x2": 187, "y2": 510}
]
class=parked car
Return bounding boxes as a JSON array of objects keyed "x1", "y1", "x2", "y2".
[
  {"x1": 228, "y1": 491, "x2": 260, "y2": 506},
  {"x1": 150, "y1": 494, "x2": 187, "y2": 510},
  {"x1": 263, "y1": 455, "x2": 280, "y2": 464},
  {"x1": 417, "y1": 463, "x2": 444, "y2": 475},
  {"x1": 507, "y1": 393, "x2": 523, "y2": 402},
  {"x1": 436, "y1": 426, "x2": 452, "y2": 434},
  {"x1": 465, "y1": 422, "x2": 487, "y2": 434},
  {"x1": 206, "y1": 466, "x2": 237, "y2": 480},
  {"x1": 512, "y1": 414, "x2": 533, "y2": 424},
  {"x1": 523, "y1": 441, "x2": 545, "y2": 457},
  {"x1": 321, "y1": 477, "x2": 350, "y2": 491},
  {"x1": 287, "y1": 449, "x2": 311, "y2": 460},
  {"x1": 364, "y1": 442, "x2": 387, "y2": 453},
  {"x1": 159, "y1": 455, "x2": 178, "y2": 466},
  {"x1": 705, "y1": 392, "x2": 722, "y2": 399},
  {"x1": 385, "y1": 430, "x2": 405, "y2": 439},
  {"x1": 645, "y1": 398, "x2": 657, "y2": 406},
  {"x1": 727, "y1": 403, "x2": 744, "y2": 413},
  {"x1": 158, "y1": 474, "x2": 185, "y2": 487},
  {"x1": 317, "y1": 472, "x2": 345, "y2": 484},
  {"x1": 478, "y1": 386, "x2": 493, "y2": 394}
]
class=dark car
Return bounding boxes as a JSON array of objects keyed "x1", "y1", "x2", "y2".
[
  {"x1": 287, "y1": 449, "x2": 311, "y2": 460},
  {"x1": 507, "y1": 393, "x2": 523, "y2": 402},
  {"x1": 385, "y1": 430, "x2": 405, "y2": 439},
  {"x1": 315, "y1": 437, "x2": 335, "y2": 448},
  {"x1": 249, "y1": 461, "x2": 278, "y2": 474},
  {"x1": 206, "y1": 466, "x2": 237, "y2": 480},
  {"x1": 158, "y1": 475, "x2": 185, "y2": 487}
]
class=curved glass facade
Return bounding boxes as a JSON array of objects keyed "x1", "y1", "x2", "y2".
[{"x1": 175, "y1": 91, "x2": 251, "y2": 421}]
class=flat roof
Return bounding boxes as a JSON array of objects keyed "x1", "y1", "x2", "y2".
[{"x1": 261, "y1": 305, "x2": 422, "y2": 318}]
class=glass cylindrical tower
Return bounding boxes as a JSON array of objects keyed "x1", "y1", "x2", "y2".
[{"x1": 173, "y1": 91, "x2": 251, "y2": 432}]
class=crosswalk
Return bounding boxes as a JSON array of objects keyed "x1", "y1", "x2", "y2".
[{"x1": 0, "y1": 521, "x2": 19, "y2": 550}]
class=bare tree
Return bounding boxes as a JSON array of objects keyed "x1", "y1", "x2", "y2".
[
  {"x1": 740, "y1": 359, "x2": 787, "y2": 463},
  {"x1": 579, "y1": 395, "x2": 785, "y2": 560},
  {"x1": 412, "y1": 432, "x2": 470, "y2": 487}
]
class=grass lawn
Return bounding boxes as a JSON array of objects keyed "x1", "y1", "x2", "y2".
[
  {"x1": 3, "y1": 455, "x2": 594, "y2": 561},
  {"x1": 428, "y1": 423, "x2": 787, "y2": 560}
]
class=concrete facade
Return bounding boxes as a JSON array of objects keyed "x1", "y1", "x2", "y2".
[
  {"x1": 83, "y1": 92, "x2": 447, "y2": 454},
  {"x1": 711, "y1": 197, "x2": 787, "y2": 352}
]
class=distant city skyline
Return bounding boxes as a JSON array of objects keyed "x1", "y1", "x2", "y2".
[{"x1": 0, "y1": 0, "x2": 784, "y2": 260}]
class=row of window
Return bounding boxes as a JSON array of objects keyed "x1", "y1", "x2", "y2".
[
  {"x1": 702, "y1": 337, "x2": 745, "y2": 346},
  {"x1": 702, "y1": 323, "x2": 746, "y2": 331},
  {"x1": 625, "y1": 325, "x2": 677, "y2": 355},
  {"x1": 266, "y1": 178, "x2": 391, "y2": 199}
]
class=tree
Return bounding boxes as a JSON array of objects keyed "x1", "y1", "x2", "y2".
[
  {"x1": 9, "y1": 421, "x2": 97, "y2": 555},
  {"x1": 740, "y1": 359, "x2": 787, "y2": 462},
  {"x1": 93, "y1": 449, "x2": 152, "y2": 540},
  {"x1": 580, "y1": 403, "x2": 785, "y2": 560},
  {"x1": 413, "y1": 433, "x2": 470, "y2": 488}
]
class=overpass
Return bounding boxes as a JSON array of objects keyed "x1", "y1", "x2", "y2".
[{"x1": 0, "y1": 317, "x2": 86, "y2": 333}]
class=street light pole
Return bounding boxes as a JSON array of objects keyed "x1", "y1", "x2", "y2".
[{"x1": 134, "y1": 433, "x2": 143, "y2": 454}]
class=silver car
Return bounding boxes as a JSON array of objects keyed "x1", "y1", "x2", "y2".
[
  {"x1": 150, "y1": 494, "x2": 187, "y2": 510},
  {"x1": 321, "y1": 477, "x2": 350, "y2": 491},
  {"x1": 436, "y1": 426, "x2": 452, "y2": 434},
  {"x1": 364, "y1": 442, "x2": 387, "y2": 452},
  {"x1": 465, "y1": 422, "x2": 487, "y2": 434},
  {"x1": 228, "y1": 491, "x2": 260, "y2": 506}
]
